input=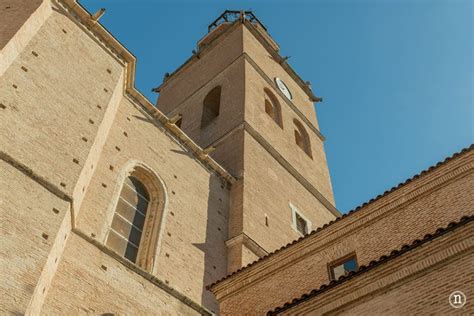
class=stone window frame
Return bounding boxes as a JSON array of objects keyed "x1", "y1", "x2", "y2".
[
  {"x1": 327, "y1": 252, "x2": 359, "y2": 281},
  {"x1": 105, "y1": 161, "x2": 169, "y2": 273},
  {"x1": 289, "y1": 202, "x2": 312, "y2": 236}
]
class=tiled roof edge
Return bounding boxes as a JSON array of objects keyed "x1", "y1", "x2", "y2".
[
  {"x1": 268, "y1": 214, "x2": 474, "y2": 315},
  {"x1": 208, "y1": 144, "x2": 473, "y2": 290}
]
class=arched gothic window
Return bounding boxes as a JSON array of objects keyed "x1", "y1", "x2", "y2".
[
  {"x1": 201, "y1": 86, "x2": 221, "y2": 128},
  {"x1": 106, "y1": 165, "x2": 165, "y2": 271},
  {"x1": 293, "y1": 119, "x2": 312, "y2": 158},
  {"x1": 264, "y1": 88, "x2": 283, "y2": 128}
]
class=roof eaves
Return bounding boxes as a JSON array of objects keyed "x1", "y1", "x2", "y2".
[{"x1": 267, "y1": 214, "x2": 474, "y2": 315}]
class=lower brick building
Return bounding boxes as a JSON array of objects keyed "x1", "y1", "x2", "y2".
[{"x1": 209, "y1": 146, "x2": 474, "y2": 315}]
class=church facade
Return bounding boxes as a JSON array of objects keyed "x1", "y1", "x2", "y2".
[{"x1": 0, "y1": 1, "x2": 472, "y2": 315}]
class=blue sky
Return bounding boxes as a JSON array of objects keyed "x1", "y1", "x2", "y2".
[{"x1": 81, "y1": 0, "x2": 473, "y2": 213}]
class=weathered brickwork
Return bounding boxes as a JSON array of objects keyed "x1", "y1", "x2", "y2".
[
  {"x1": 0, "y1": 160, "x2": 69, "y2": 314},
  {"x1": 157, "y1": 17, "x2": 338, "y2": 275},
  {"x1": 0, "y1": 0, "x2": 43, "y2": 50},
  {"x1": 276, "y1": 219, "x2": 474, "y2": 315},
  {"x1": 211, "y1": 149, "x2": 474, "y2": 315},
  {"x1": 42, "y1": 233, "x2": 202, "y2": 315},
  {"x1": 2, "y1": 1, "x2": 471, "y2": 315},
  {"x1": 244, "y1": 60, "x2": 334, "y2": 203},
  {"x1": 157, "y1": 25, "x2": 244, "y2": 117},
  {"x1": 1, "y1": 1, "x2": 233, "y2": 314},
  {"x1": 240, "y1": 131, "x2": 336, "y2": 254},
  {"x1": 242, "y1": 26, "x2": 320, "y2": 129},
  {"x1": 75, "y1": 96, "x2": 230, "y2": 312}
]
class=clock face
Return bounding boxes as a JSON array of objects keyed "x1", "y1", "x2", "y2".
[{"x1": 275, "y1": 77, "x2": 292, "y2": 100}]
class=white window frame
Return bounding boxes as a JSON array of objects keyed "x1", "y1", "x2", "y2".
[{"x1": 289, "y1": 202, "x2": 312, "y2": 236}]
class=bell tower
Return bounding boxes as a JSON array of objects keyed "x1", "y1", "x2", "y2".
[{"x1": 155, "y1": 11, "x2": 340, "y2": 273}]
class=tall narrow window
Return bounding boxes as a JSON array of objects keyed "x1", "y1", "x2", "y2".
[
  {"x1": 107, "y1": 176, "x2": 148, "y2": 263},
  {"x1": 293, "y1": 119, "x2": 312, "y2": 158},
  {"x1": 201, "y1": 86, "x2": 221, "y2": 128},
  {"x1": 106, "y1": 165, "x2": 165, "y2": 271},
  {"x1": 264, "y1": 88, "x2": 283, "y2": 128}
]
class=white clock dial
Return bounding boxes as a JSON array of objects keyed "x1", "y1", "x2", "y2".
[{"x1": 275, "y1": 77, "x2": 292, "y2": 100}]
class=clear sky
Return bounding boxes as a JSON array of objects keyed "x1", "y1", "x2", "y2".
[{"x1": 81, "y1": 0, "x2": 473, "y2": 213}]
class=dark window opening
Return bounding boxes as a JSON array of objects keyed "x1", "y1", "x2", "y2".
[
  {"x1": 175, "y1": 116, "x2": 182, "y2": 128},
  {"x1": 295, "y1": 212, "x2": 308, "y2": 235},
  {"x1": 201, "y1": 86, "x2": 221, "y2": 128},
  {"x1": 329, "y1": 254, "x2": 358, "y2": 281},
  {"x1": 264, "y1": 88, "x2": 283, "y2": 128},
  {"x1": 293, "y1": 119, "x2": 312, "y2": 158}
]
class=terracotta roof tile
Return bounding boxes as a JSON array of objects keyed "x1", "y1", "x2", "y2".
[{"x1": 267, "y1": 214, "x2": 473, "y2": 315}]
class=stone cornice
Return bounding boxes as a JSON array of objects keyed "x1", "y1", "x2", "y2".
[
  {"x1": 241, "y1": 20, "x2": 322, "y2": 103},
  {"x1": 56, "y1": 0, "x2": 235, "y2": 185},
  {"x1": 203, "y1": 121, "x2": 338, "y2": 216},
  {"x1": 209, "y1": 147, "x2": 474, "y2": 297},
  {"x1": 152, "y1": 19, "x2": 320, "y2": 104},
  {"x1": 150, "y1": 20, "x2": 324, "y2": 143},
  {"x1": 0, "y1": 151, "x2": 72, "y2": 202},
  {"x1": 242, "y1": 54, "x2": 325, "y2": 141},
  {"x1": 160, "y1": 50, "x2": 325, "y2": 144},
  {"x1": 225, "y1": 233, "x2": 269, "y2": 258}
]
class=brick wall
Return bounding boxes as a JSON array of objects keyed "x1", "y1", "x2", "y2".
[
  {"x1": 213, "y1": 150, "x2": 474, "y2": 315},
  {"x1": 1, "y1": 1, "x2": 233, "y2": 314},
  {"x1": 0, "y1": 160, "x2": 69, "y2": 314},
  {"x1": 279, "y1": 220, "x2": 474, "y2": 315},
  {"x1": 42, "y1": 233, "x2": 203, "y2": 315},
  {"x1": 156, "y1": 21, "x2": 337, "y2": 277},
  {"x1": 75, "y1": 96, "x2": 230, "y2": 313}
]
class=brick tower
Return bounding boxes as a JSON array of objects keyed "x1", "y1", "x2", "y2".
[{"x1": 155, "y1": 11, "x2": 339, "y2": 273}]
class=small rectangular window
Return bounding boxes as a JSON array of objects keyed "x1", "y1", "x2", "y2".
[
  {"x1": 328, "y1": 254, "x2": 358, "y2": 281},
  {"x1": 290, "y1": 203, "x2": 311, "y2": 236}
]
